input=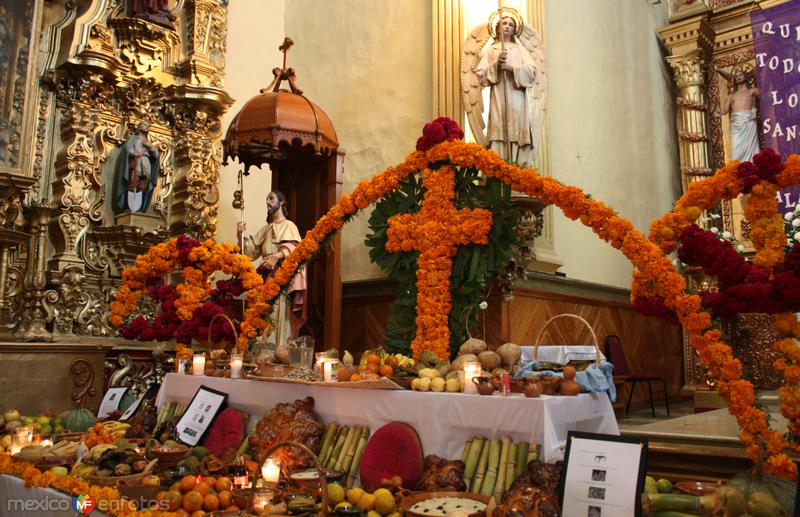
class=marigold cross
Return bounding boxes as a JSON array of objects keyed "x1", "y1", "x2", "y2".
[{"x1": 386, "y1": 166, "x2": 493, "y2": 359}]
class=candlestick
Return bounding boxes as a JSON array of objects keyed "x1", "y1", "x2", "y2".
[
  {"x1": 192, "y1": 354, "x2": 206, "y2": 376},
  {"x1": 230, "y1": 353, "x2": 243, "y2": 379},
  {"x1": 261, "y1": 458, "x2": 281, "y2": 484},
  {"x1": 463, "y1": 361, "x2": 482, "y2": 394},
  {"x1": 323, "y1": 359, "x2": 339, "y2": 382}
]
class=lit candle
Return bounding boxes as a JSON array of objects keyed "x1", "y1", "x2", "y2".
[
  {"x1": 230, "y1": 353, "x2": 243, "y2": 379},
  {"x1": 253, "y1": 488, "x2": 274, "y2": 509},
  {"x1": 40, "y1": 439, "x2": 52, "y2": 447},
  {"x1": 261, "y1": 458, "x2": 281, "y2": 484},
  {"x1": 192, "y1": 354, "x2": 206, "y2": 376},
  {"x1": 323, "y1": 359, "x2": 339, "y2": 382},
  {"x1": 463, "y1": 361, "x2": 482, "y2": 394}
]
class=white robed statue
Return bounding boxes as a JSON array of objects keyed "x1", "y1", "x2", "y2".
[
  {"x1": 714, "y1": 65, "x2": 761, "y2": 162},
  {"x1": 462, "y1": 8, "x2": 546, "y2": 166}
]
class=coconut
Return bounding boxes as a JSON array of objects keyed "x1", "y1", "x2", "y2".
[
  {"x1": 458, "y1": 337, "x2": 488, "y2": 356},
  {"x1": 451, "y1": 353, "x2": 479, "y2": 371}
]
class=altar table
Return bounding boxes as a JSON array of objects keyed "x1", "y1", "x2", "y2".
[{"x1": 157, "y1": 373, "x2": 619, "y2": 462}]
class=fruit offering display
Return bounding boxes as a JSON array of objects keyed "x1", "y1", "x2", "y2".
[
  {"x1": 0, "y1": 409, "x2": 67, "y2": 448},
  {"x1": 337, "y1": 349, "x2": 416, "y2": 382},
  {"x1": 84, "y1": 421, "x2": 131, "y2": 448},
  {"x1": 157, "y1": 474, "x2": 240, "y2": 514},
  {"x1": 318, "y1": 423, "x2": 371, "y2": 487},
  {"x1": 329, "y1": 485, "x2": 401, "y2": 517}
]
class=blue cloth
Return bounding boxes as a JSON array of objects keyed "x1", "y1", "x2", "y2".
[{"x1": 513, "y1": 361, "x2": 616, "y2": 403}]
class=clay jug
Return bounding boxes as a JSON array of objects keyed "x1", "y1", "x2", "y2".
[
  {"x1": 473, "y1": 376, "x2": 495, "y2": 395},
  {"x1": 559, "y1": 365, "x2": 581, "y2": 396},
  {"x1": 524, "y1": 379, "x2": 542, "y2": 398}
]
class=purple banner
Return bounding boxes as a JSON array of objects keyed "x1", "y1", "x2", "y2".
[{"x1": 751, "y1": 0, "x2": 800, "y2": 213}]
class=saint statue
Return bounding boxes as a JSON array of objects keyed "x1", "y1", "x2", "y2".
[
  {"x1": 237, "y1": 190, "x2": 308, "y2": 347},
  {"x1": 115, "y1": 122, "x2": 160, "y2": 214},
  {"x1": 462, "y1": 8, "x2": 546, "y2": 166},
  {"x1": 130, "y1": 0, "x2": 175, "y2": 29},
  {"x1": 714, "y1": 65, "x2": 761, "y2": 162}
]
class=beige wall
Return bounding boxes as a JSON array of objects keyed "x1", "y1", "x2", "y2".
[
  {"x1": 546, "y1": 0, "x2": 679, "y2": 287},
  {"x1": 217, "y1": 0, "x2": 286, "y2": 246},
  {"x1": 283, "y1": 0, "x2": 433, "y2": 281},
  {"x1": 219, "y1": 1, "x2": 679, "y2": 289}
]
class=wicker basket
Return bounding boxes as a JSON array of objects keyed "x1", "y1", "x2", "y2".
[{"x1": 532, "y1": 314, "x2": 602, "y2": 369}]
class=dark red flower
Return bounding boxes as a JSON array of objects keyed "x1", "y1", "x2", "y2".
[{"x1": 416, "y1": 117, "x2": 464, "y2": 151}]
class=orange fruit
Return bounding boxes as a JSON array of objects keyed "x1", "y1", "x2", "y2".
[
  {"x1": 174, "y1": 510, "x2": 189, "y2": 517},
  {"x1": 379, "y1": 365, "x2": 393, "y2": 377},
  {"x1": 218, "y1": 490, "x2": 233, "y2": 508},
  {"x1": 182, "y1": 491, "x2": 204, "y2": 512},
  {"x1": 203, "y1": 494, "x2": 220, "y2": 511},
  {"x1": 384, "y1": 356, "x2": 399, "y2": 369},
  {"x1": 215, "y1": 477, "x2": 232, "y2": 493},
  {"x1": 191, "y1": 511, "x2": 207, "y2": 517},
  {"x1": 366, "y1": 354, "x2": 380, "y2": 365},
  {"x1": 364, "y1": 372, "x2": 380, "y2": 381},
  {"x1": 195, "y1": 481, "x2": 211, "y2": 496},
  {"x1": 350, "y1": 373, "x2": 362, "y2": 382},
  {"x1": 365, "y1": 363, "x2": 379, "y2": 374},
  {"x1": 225, "y1": 506, "x2": 240, "y2": 512},
  {"x1": 180, "y1": 475, "x2": 198, "y2": 493},
  {"x1": 163, "y1": 491, "x2": 183, "y2": 511},
  {"x1": 337, "y1": 366, "x2": 355, "y2": 382}
]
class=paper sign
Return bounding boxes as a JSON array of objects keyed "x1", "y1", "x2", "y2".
[
  {"x1": 174, "y1": 385, "x2": 227, "y2": 446},
  {"x1": 97, "y1": 387, "x2": 128, "y2": 419},
  {"x1": 119, "y1": 392, "x2": 146, "y2": 421},
  {"x1": 559, "y1": 432, "x2": 648, "y2": 517}
]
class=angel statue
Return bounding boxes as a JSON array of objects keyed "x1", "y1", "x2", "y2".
[{"x1": 462, "y1": 8, "x2": 546, "y2": 166}]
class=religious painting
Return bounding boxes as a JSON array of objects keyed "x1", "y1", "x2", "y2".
[{"x1": 0, "y1": 0, "x2": 36, "y2": 171}]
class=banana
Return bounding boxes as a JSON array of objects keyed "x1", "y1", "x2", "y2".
[{"x1": 86, "y1": 443, "x2": 116, "y2": 462}]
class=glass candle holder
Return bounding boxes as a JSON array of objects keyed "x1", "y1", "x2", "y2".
[
  {"x1": 261, "y1": 458, "x2": 281, "y2": 485},
  {"x1": 192, "y1": 354, "x2": 206, "y2": 376},
  {"x1": 230, "y1": 353, "x2": 243, "y2": 379},
  {"x1": 463, "y1": 361, "x2": 482, "y2": 394}
]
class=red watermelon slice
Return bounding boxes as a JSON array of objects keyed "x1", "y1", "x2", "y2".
[{"x1": 359, "y1": 422, "x2": 424, "y2": 489}]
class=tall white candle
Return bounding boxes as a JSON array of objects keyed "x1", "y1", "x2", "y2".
[
  {"x1": 230, "y1": 354, "x2": 243, "y2": 379},
  {"x1": 192, "y1": 354, "x2": 206, "y2": 376},
  {"x1": 261, "y1": 458, "x2": 280, "y2": 484},
  {"x1": 463, "y1": 361, "x2": 482, "y2": 394}
]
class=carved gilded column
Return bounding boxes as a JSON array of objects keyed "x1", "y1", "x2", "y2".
[
  {"x1": 432, "y1": 0, "x2": 464, "y2": 124},
  {"x1": 659, "y1": 15, "x2": 715, "y2": 393}
]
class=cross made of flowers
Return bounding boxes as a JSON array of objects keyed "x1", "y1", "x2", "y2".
[{"x1": 385, "y1": 164, "x2": 493, "y2": 359}]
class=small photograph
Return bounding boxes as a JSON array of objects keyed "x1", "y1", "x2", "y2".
[
  {"x1": 109, "y1": 393, "x2": 117, "y2": 401},
  {"x1": 593, "y1": 454, "x2": 607, "y2": 463},
  {"x1": 591, "y1": 469, "x2": 606, "y2": 482},
  {"x1": 587, "y1": 506, "x2": 601, "y2": 517},
  {"x1": 198, "y1": 415, "x2": 205, "y2": 424},
  {"x1": 587, "y1": 486, "x2": 606, "y2": 500},
  {"x1": 204, "y1": 404, "x2": 212, "y2": 413}
]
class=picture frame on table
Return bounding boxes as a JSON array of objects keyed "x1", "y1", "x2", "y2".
[
  {"x1": 559, "y1": 431, "x2": 648, "y2": 517},
  {"x1": 174, "y1": 385, "x2": 228, "y2": 446}
]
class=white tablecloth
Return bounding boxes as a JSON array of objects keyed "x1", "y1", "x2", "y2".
[
  {"x1": 157, "y1": 373, "x2": 618, "y2": 462},
  {"x1": 0, "y1": 474, "x2": 109, "y2": 517},
  {"x1": 520, "y1": 345, "x2": 607, "y2": 364}
]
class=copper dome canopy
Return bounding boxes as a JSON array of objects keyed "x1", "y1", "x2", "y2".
[{"x1": 222, "y1": 39, "x2": 338, "y2": 172}]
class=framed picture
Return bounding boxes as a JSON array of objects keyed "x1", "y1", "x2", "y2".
[
  {"x1": 174, "y1": 385, "x2": 228, "y2": 446},
  {"x1": 559, "y1": 431, "x2": 648, "y2": 517}
]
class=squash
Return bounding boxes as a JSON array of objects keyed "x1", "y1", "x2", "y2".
[
  {"x1": 728, "y1": 473, "x2": 795, "y2": 516},
  {"x1": 61, "y1": 408, "x2": 96, "y2": 432}
]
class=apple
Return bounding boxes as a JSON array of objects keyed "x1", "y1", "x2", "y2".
[
  {"x1": 1, "y1": 435, "x2": 12, "y2": 448},
  {"x1": 37, "y1": 416, "x2": 50, "y2": 426},
  {"x1": 50, "y1": 466, "x2": 68, "y2": 478},
  {"x1": 141, "y1": 475, "x2": 162, "y2": 487},
  {"x1": 3, "y1": 410, "x2": 19, "y2": 422}
]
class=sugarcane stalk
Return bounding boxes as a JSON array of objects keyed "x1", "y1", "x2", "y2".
[
  {"x1": 470, "y1": 436, "x2": 491, "y2": 493},
  {"x1": 346, "y1": 429, "x2": 369, "y2": 488},
  {"x1": 463, "y1": 437, "x2": 485, "y2": 481},
  {"x1": 340, "y1": 427, "x2": 363, "y2": 475},
  {"x1": 515, "y1": 441, "x2": 529, "y2": 478},
  {"x1": 494, "y1": 437, "x2": 511, "y2": 500},
  {"x1": 320, "y1": 425, "x2": 342, "y2": 466},
  {"x1": 333, "y1": 426, "x2": 357, "y2": 471},
  {"x1": 504, "y1": 441, "x2": 517, "y2": 492},
  {"x1": 319, "y1": 422, "x2": 338, "y2": 460},
  {"x1": 325, "y1": 426, "x2": 349, "y2": 468},
  {"x1": 479, "y1": 439, "x2": 501, "y2": 497},
  {"x1": 462, "y1": 438, "x2": 473, "y2": 463}
]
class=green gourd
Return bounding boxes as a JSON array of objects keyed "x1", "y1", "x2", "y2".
[
  {"x1": 61, "y1": 408, "x2": 96, "y2": 432},
  {"x1": 728, "y1": 473, "x2": 794, "y2": 516}
]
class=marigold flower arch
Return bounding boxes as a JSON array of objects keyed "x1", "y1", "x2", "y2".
[{"x1": 236, "y1": 136, "x2": 800, "y2": 480}]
